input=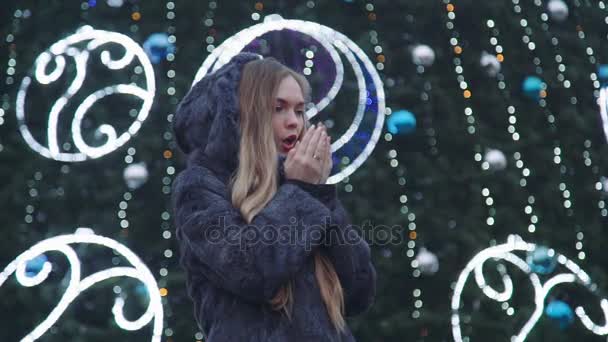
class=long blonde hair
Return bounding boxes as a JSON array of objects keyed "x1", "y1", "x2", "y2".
[{"x1": 230, "y1": 58, "x2": 345, "y2": 331}]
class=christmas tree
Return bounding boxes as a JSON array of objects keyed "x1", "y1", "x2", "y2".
[{"x1": 1, "y1": 0, "x2": 608, "y2": 341}]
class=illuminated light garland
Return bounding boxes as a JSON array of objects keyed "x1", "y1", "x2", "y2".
[
  {"x1": 0, "y1": 229, "x2": 164, "y2": 341},
  {"x1": 192, "y1": 15, "x2": 385, "y2": 184},
  {"x1": 451, "y1": 235, "x2": 608, "y2": 342},
  {"x1": 16, "y1": 26, "x2": 156, "y2": 162},
  {"x1": 443, "y1": 1, "x2": 501, "y2": 236},
  {"x1": 567, "y1": 1, "x2": 607, "y2": 148},
  {"x1": 600, "y1": 87, "x2": 608, "y2": 144},
  {"x1": 514, "y1": 0, "x2": 587, "y2": 260},
  {"x1": 158, "y1": 0, "x2": 178, "y2": 339},
  {"x1": 530, "y1": 0, "x2": 608, "y2": 262},
  {"x1": 480, "y1": 18, "x2": 540, "y2": 235}
]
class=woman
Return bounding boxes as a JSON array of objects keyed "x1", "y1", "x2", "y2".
[{"x1": 171, "y1": 52, "x2": 376, "y2": 341}]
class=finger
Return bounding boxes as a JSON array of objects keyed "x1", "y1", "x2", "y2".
[
  {"x1": 325, "y1": 137, "x2": 332, "y2": 169},
  {"x1": 304, "y1": 125, "x2": 324, "y2": 158},
  {"x1": 318, "y1": 138, "x2": 328, "y2": 174},
  {"x1": 285, "y1": 141, "x2": 298, "y2": 165},
  {"x1": 297, "y1": 124, "x2": 315, "y2": 158},
  {"x1": 325, "y1": 138, "x2": 332, "y2": 167},
  {"x1": 312, "y1": 128, "x2": 327, "y2": 160}
]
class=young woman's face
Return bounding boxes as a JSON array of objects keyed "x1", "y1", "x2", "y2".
[{"x1": 272, "y1": 75, "x2": 305, "y2": 157}]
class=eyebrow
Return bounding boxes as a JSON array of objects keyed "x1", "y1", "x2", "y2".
[{"x1": 276, "y1": 98, "x2": 305, "y2": 106}]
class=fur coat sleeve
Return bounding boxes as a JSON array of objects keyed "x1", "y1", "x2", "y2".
[{"x1": 286, "y1": 179, "x2": 377, "y2": 317}]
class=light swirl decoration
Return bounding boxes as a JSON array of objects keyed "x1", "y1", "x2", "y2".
[
  {"x1": 600, "y1": 86, "x2": 608, "y2": 144},
  {"x1": 193, "y1": 14, "x2": 386, "y2": 184},
  {"x1": 451, "y1": 235, "x2": 608, "y2": 342},
  {"x1": 16, "y1": 26, "x2": 156, "y2": 162},
  {"x1": 0, "y1": 228, "x2": 164, "y2": 341}
]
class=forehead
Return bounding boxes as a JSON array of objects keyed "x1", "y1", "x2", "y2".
[{"x1": 276, "y1": 76, "x2": 304, "y2": 104}]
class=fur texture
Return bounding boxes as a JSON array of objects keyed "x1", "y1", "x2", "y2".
[{"x1": 171, "y1": 52, "x2": 376, "y2": 341}]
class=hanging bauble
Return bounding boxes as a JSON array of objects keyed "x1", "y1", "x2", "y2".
[
  {"x1": 412, "y1": 44, "x2": 435, "y2": 67},
  {"x1": 480, "y1": 51, "x2": 501, "y2": 77},
  {"x1": 75, "y1": 227, "x2": 95, "y2": 235},
  {"x1": 106, "y1": 0, "x2": 124, "y2": 7},
  {"x1": 483, "y1": 149, "x2": 507, "y2": 171},
  {"x1": 547, "y1": 0, "x2": 569, "y2": 22},
  {"x1": 123, "y1": 162, "x2": 149, "y2": 190},
  {"x1": 526, "y1": 245, "x2": 557, "y2": 275},
  {"x1": 25, "y1": 254, "x2": 49, "y2": 277},
  {"x1": 264, "y1": 13, "x2": 284, "y2": 23},
  {"x1": 415, "y1": 247, "x2": 439, "y2": 275},
  {"x1": 143, "y1": 33, "x2": 176, "y2": 64},
  {"x1": 522, "y1": 76, "x2": 544, "y2": 100},
  {"x1": 598, "y1": 65, "x2": 608, "y2": 85},
  {"x1": 387, "y1": 110, "x2": 416, "y2": 135},
  {"x1": 545, "y1": 300, "x2": 574, "y2": 329}
]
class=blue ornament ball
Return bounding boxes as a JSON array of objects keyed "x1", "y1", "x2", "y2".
[
  {"x1": 522, "y1": 76, "x2": 544, "y2": 100},
  {"x1": 25, "y1": 254, "x2": 48, "y2": 277},
  {"x1": 598, "y1": 65, "x2": 608, "y2": 84},
  {"x1": 135, "y1": 283, "x2": 149, "y2": 299},
  {"x1": 143, "y1": 33, "x2": 176, "y2": 64},
  {"x1": 387, "y1": 110, "x2": 416, "y2": 135},
  {"x1": 545, "y1": 300, "x2": 574, "y2": 329},
  {"x1": 526, "y1": 246, "x2": 557, "y2": 275}
]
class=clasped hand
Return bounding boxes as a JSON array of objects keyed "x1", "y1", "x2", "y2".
[{"x1": 284, "y1": 123, "x2": 332, "y2": 184}]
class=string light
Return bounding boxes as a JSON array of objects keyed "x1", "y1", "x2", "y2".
[
  {"x1": 15, "y1": 26, "x2": 156, "y2": 162},
  {"x1": 451, "y1": 235, "x2": 608, "y2": 342},
  {"x1": 443, "y1": 0, "x2": 499, "y2": 232},
  {"x1": 567, "y1": 0, "x2": 608, "y2": 249},
  {"x1": 481, "y1": 18, "x2": 540, "y2": 236},
  {"x1": 159, "y1": 0, "x2": 179, "y2": 339},
  {"x1": 512, "y1": 0, "x2": 586, "y2": 260},
  {"x1": 0, "y1": 229, "x2": 164, "y2": 341}
]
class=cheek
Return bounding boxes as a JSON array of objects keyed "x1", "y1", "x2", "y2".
[{"x1": 271, "y1": 116, "x2": 281, "y2": 135}]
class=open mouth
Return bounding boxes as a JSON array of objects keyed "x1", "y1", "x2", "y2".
[{"x1": 281, "y1": 135, "x2": 298, "y2": 152}]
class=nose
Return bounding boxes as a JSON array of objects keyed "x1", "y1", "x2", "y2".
[{"x1": 285, "y1": 110, "x2": 300, "y2": 130}]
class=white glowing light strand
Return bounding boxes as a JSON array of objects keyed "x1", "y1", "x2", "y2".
[
  {"x1": 15, "y1": 26, "x2": 156, "y2": 162},
  {"x1": 599, "y1": 86, "x2": 608, "y2": 144},
  {"x1": 451, "y1": 235, "x2": 608, "y2": 342},
  {"x1": 0, "y1": 230, "x2": 163, "y2": 341},
  {"x1": 193, "y1": 17, "x2": 385, "y2": 184},
  {"x1": 71, "y1": 84, "x2": 151, "y2": 158}
]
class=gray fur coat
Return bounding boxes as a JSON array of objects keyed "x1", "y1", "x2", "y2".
[{"x1": 171, "y1": 53, "x2": 376, "y2": 341}]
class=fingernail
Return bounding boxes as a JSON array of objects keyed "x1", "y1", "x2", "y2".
[{"x1": 311, "y1": 124, "x2": 316, "y2": 129}]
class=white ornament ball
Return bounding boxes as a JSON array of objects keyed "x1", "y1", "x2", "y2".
[
  {"x1": 415, "y1": 247, "x2": 439, "y2": 275},
  {"x1": 484, "y1": 149, "x2": 507, "y2": 171},
  {"x1": 412, "y1": 44, "x2": 435, "y2": 67},
  {"x1": 75, "y1": 227, "x2": 95, "y2": 235},
  {"x1": 548, "y1": 0, "x2": 569, "y2": 22},
  {"x1": 106, "y1": 0, "x2": 124, "y2": 8},
  {"x1": 123, "y1": 162, "x2": 149, "y2": 190},
  {"x1": 264, "y1": 13, "x2": 284, "y2": 23},
  {"x1": 480, "y1": 51, "x2": 501, "y2": 77}
]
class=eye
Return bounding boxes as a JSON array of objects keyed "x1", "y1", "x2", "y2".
[
  {"x1": 296, "y1": 109, "x2": 305, "y2": 116},
  {"x1": 275, "y1": 106, "x2": 283, "y2": 112}
]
